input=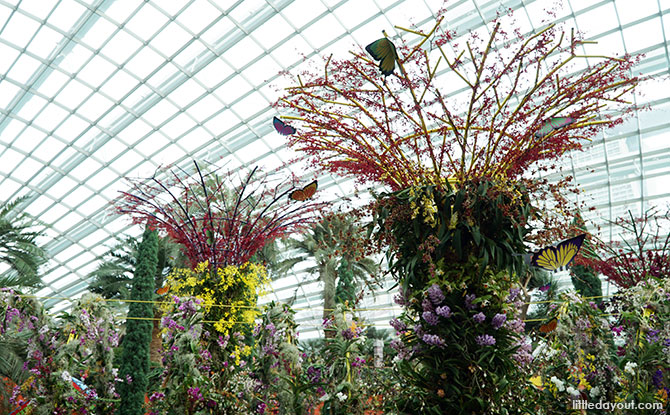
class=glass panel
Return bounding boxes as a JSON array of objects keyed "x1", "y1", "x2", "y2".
[
  {"x1": 193, "y1": 58, "x2": 235, "y2": 88},
  {"x1": 32, "y1": 104, "x2": 69, "y2": 132},
  {"x1": 0, "y1": 81, "x2": 21, "y2": 108},
  {"x1": 13, "y1": 125, "x2": 45, "y2": 154},
  {"x1": 46, "y1": 0, "x2": 87, "y2": 32},
  {"x1": 3, "y1": 11, "x2": 41, "y2": 50},
  {"x1": 100, "y1": 29, "x2": 143, "y2": 65},
  {"x1": 105, "y1": 0, "x2": 143, "y2": 24},
  {"x1": 35, "y1": 70, "x2": 70, "y2": 98},
  {"x1": 301, "y1": 14, "x2": 344, "y2": 50},
  {"x1": 76, "y1": 55, "x2": 117, "y2": 88},
  {"x1": 7, "y1": 53, "x2": 42, "y2": 84},
  {"x1": 141, "y1": 99, "x2": 179, "y2": 126},
  {"x1": 212, "y1": 74, "x2": 252, "y2": 105},
  {"x1": 78, "y1": 16, "x2": 118, "y2": 50},
  {"x1": 100, "y1": 70, "x2": 138, "y2": 102},
  {"x1": 224, "y1": 36, "x2": 264, "y2": 70},
  {"x1": 622, "y1": 20, "x2": 663, "y2": 53},
  {"x1": 576, "y1": 3, "x2": 618, "y2": 37},
  {"x1": 150, "y1": 21, "x2": 192, "y2": 57},
  {"x1": 16, "y1": 94, "x2": 48, "y2": 121},
  {"x1": 253, "y1": 13, "x2": 294, "y2": 49},
  {"x1": 26, "y1": 25, "x2": 62, "y2": 58},
  {"x1": 167, "y1": 78, "x2": 206, "y2": 107},
  {"x1": 614, "y1": 0, "x2": 658, "y2": 25},
  {"x1": 162, "y1": 112, "x2": 197, "y2": 139},
  {"x1": 175, "y1": 0, "x2": 220, "y2": 35},
  {"x1": 53, "y1": 115, "x2": 91, "y2": 142},
  {"x1": 186, "y1": 94, "x2": 222, "y2": 122},
  {"x1": 13, "y1": 156, "x2": 44, "y2": 182},
  {"x1": 0, "y1": 42, "x2": 20, "y2": 74},
  {"x1": 54, "y1": 80, "x2": 94, "y2": 110},
  {"x1": 32, "y1": 138, "x2": 66, "y2": 164},
  {"x1": 125, "y1": 3, "x2": 168, "y2": 41},
  {"x1": 125, "y1": 46, "x2": 166, "y2": 81}
]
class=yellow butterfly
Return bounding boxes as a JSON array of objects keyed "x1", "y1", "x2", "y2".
[{"x1": 531, "y1": 234, "x2": 586, "y2": 272}]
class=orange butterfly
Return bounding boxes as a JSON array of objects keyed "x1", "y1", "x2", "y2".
[
  {"x1": 289, "y1": 180, "x2": 318, "y2": 201},
  {"x1": 539, "y1": 317, "x2": 558, "y2": 334},
  {"x1": 155, "y1": 285, "x2": 170, "y2": 295}
]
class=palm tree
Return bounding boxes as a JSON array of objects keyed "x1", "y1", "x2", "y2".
[
  {"x1": 276, "y1": 212, "x2": 379, "y2": 325},
  {"x1": 0, "y1": 331, "x2": 32, "y2": 413},
  {"x1": 0, "y1": 197, "x2": 47, "y2": 288}
]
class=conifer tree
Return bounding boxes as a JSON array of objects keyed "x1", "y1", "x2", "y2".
[{"x1": 118, "y1": 227, "x2": 158, "y2": 415}]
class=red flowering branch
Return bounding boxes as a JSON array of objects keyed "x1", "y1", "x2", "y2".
[
  {"x1": 276, "y1": 10, "x2": 641, "y2": 192},
  {"x1": 577, "y1": 208, "x2": 670, "y2": 289},
  {"x1": 115, "y1": 161, "x2": 326, "y2": 269}
]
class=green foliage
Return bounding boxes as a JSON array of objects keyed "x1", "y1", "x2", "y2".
[
  {"x1": 389, "y1": 267, "x2": 533, "y2": 414},
  {"x1": 88, "y1": 235, "x2": 181, "y2": 301},
  {"x1": 373, "y1": 180, "x2": 533, "y2": 295},
  {"x1": 529, "y1": 280, "x2": 670, "y2": 414},
  {"x1": 373, "y1": 180, "x2": 536, "y2": 414},
  {"x1": 0, "y1": 197, "x2": 48, "y2": 288},
  {"x1": 319, "y1": 304, "x2": 383, "y2": 415},
  {"x1": 251, "y1": 302, "x2": 318, "y2": 414},
  {"x1": 335, "y1": 258, "x2": 357, "y2": 306},
  {"x1": 570, "y1": 264, "x2": 602, "y2": 300},
  {"x1": 118, "y1": 227, "x2": 158, "y2": 415},
  {"x1": 276, "y1": 211, "x2": 379, "y2": 321}
]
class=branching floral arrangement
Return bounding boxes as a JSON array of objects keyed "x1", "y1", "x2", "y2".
[
  {"x1": 116, "y1": 161, "x2": 326, "y2": 269},
  {"x1": 276, "y1": 10, "x2": 639, "y2": 187}
]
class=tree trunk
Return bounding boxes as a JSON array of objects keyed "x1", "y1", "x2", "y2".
[{"x1": 149, "y1": 307, "x2": 163, "y2": 365}]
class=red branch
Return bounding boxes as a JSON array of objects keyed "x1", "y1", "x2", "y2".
[{"x1": 115, "y1": 162, "x2": 327, "y2": 268}]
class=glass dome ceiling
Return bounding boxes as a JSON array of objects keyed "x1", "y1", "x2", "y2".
[{"x1": 0, "y1": 0, "x2": 669, "y2": 337}]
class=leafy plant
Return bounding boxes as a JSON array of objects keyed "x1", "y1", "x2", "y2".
[
  {"x1": 116, "y1": 161, "x2": 324, "y2": 270},
  {"x1": 0, "y1": 197, "x2": 48, "y2": 288},
  {"x1": 118, "y1": 227, "x2": 158, "y2": 415}
]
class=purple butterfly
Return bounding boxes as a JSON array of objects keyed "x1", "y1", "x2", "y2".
[{"x1": 273, "y1": 116, "x2": 296, "y2": 135}]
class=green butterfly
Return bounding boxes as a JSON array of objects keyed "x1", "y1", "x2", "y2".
[{"x1": 366, "y1": 33, "x2": 398, "y2": 77}]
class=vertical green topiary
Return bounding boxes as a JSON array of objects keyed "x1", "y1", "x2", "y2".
[
  {"x1": 570, "y1": 264, "x2": 602, "y2": 300},
  {"x1": 335, "y1": 258, "x2": 357, "y2": 306},
  {"x1": 118, "y1": 227, "x2": 158, "y2": 415},
  {"x1": 570, "y1": 215, "x2": 602, "y2": 301}
]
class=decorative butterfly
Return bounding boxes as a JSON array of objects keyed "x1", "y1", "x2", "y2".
[
  {"x1": 539, "y1": 317, "x2": 558, "y2": 334},
  {"x1": 71, "y1": 377, "x2": 92, "y2": 396},
  {"x1": 531, "y1": 234, "x2": 586, "y2": 272},
  {"x1": 534, "y1": 116, "x2": 575, "y2": 138},
  {"x1": 365, "y1": 35, "x2": 398, "y2": 76},
  {"x1": 155, "y1": 285, "x2": 170, "y2": 295},
  {"x1": 67, "y1": 331, "x2": 79, "y2": 344},
  {"x1": 289, "y1": 180, "x2": 318, "y2": 202},
  {"x1": 9, "y1": 402, "x2": 30, "y2": 415},
  {"x1": 539, "y1": 283, "x2": 551, "y2": 292},
  {"x1": 273, "y1": 116, "x2": 296, "y2": 136}
]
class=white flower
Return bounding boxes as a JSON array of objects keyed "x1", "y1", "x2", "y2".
[
  {"x1": 550, "y1": 376, "x2": 565, "y2": 392},
  {"x1": 336, "y1": 392, "x2": 348, "y2": 402},
  {"x1": 566, "y1": 386, "x2": 579, "y2": 396},
  {"x1": 590, "y1": 386, "x2": 601, "y2": 398},
  {"x1": 61, "y1": 370, "x2": 72, "y2": 382},
  {"x1": 624, "y1": 361, "x2": 638, "y2": 375},
  {"x1": 318, "y1": 393, "x2": 330, "y2": 402}
]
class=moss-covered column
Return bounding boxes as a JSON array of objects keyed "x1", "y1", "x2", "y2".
[{"x1": 118, "y1": 227, "x2": 158, "y2": 415}]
